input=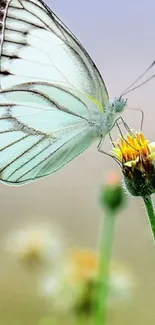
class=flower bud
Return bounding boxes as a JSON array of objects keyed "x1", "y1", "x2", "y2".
[{"x1": 100, "y1": 172, "x2": 126, "y2": 213}]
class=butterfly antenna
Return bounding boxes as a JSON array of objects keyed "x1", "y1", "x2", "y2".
[
  {"x1": 120, "y1": 60, "x2": 155, "y2": 97},
  {"x1": 121, "y1": 74, "x2": 155, "y2": 96}
]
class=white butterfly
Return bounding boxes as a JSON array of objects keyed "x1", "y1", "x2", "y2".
[{"x1": 0, "y1": 0, "x2": 127, "y2": 185}]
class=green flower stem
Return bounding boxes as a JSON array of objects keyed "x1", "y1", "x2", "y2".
[
  {"x1": 95, "y1": 211, "x2": 116, "y2": 325},
  {"x1": 143, "y1": 195, "x2": 155, "y2": 242}
]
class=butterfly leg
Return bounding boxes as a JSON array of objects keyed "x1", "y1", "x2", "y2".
[
  {"x1": 110, "y1": 116, "x2": 140, "y2": 151},
  {"x1": 109, "y1": 131, "x2": 116, "y2": 147},
  {"x1": 97, "y1": 136, "x2": 121, "y2": 165},
  {"x1": 114, "y1": 116, "x2": 132, "y2": 134},
  {"x1": 97, "y1": 136, "x2": 103, "y2": 150},
  {"x1": 98, "y1": 146, "x2": 121, "y2": 165},
  {"x1": 128, "y1": 107, "x2": 144, "y2": 130}
]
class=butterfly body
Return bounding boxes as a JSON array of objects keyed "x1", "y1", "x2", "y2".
[
  {"x1": 97, "y1": 98, "x2": 127, "y2": 137},
  {"x1": 0, "y1": 0, "x2": 127, "y2": 184}
]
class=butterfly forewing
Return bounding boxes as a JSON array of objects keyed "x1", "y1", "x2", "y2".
[
  {"x1": 0, "y1": 0, "x2": 109, "y2": 106},
  {"x1": 0, "y1": 0, "x2": 110, "y2": 184}
]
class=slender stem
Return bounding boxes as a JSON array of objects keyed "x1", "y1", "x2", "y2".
[
  {"x1": 143, "y1": 195, "x2": 155, "y2": 242},
  {"x1": 95, "y1": 211, "x2": 116, "y2": 325}
]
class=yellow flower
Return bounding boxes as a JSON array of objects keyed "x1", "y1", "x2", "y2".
[
  {"x1": 68, "y1": 249, "x2": 134, "y2": 300},
  {"x1": 40, "y1": 249, "x2": 134, "y2": 314},
  {"x1": 112, "y1": 131, "x2": 155, "y2": 196},
  {"x1": 68, "y1": 249, "x2": 98, "y2": 283},
  {"x1": 113, "y1": 132, "x2": 155, "y2": 167}
]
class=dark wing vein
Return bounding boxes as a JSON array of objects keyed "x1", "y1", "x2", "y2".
[
  {"x1": 15, "y1": 127, "x2": 87, "y2": 182},
  {"x1": 0, "y1": 135, "x2": 51, "y2": 174},
  {"x1": 0, "y1": 134, "x2": 29, "y2": 151},
  {"x1": 3, "y1": 82, "x2": 89, "y2": 120}
]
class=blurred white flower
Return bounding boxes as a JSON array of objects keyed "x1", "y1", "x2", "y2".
[
  {"x1": 5, "y1": 222, "x2": 64, "y2": 269},
  {"x1": 39, "y1": 248, "x2": 134, "y2": 315},
  {"x1": 108, "y1": 263, "x2": 134, "y2": 305},
  {"x1": 40, "y1": 272, "x2": 80, "y2": 313}
]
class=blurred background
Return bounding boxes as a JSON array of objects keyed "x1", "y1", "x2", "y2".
[{"x1": 1, "y1": 0, "x2": 155, "y2": 324}]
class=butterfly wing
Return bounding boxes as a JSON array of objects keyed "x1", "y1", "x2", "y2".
[
  {"x1": 0, "y1": 0, "x2": 110, "y2": 185},
  {"x1": 0, "y1": 82, "x2": 99, "y2": 184},
  {"x1": 0, "y1": 0, "x2": 109, "y2": 107}
]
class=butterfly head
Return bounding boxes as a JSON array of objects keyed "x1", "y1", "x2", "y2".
[{"x1": 112, "y1": 97, "x2": 127, "y2": 113}]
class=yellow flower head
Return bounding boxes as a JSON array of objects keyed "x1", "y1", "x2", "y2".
[
  {"x1": 113, "y1": 132, "x2": 155, "y2": 167},
  {"x1": 112, "y1": 131, "x2": 155, "y2": 196},
  {"x1": 68, "y1": 249, "x2": 98, "y2": 283},
  {"x1": 40, "y1": 248, "x2": 134, "y2": 315}
]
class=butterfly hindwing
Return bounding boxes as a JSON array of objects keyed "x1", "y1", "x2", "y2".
[{"x1": 0, "y1": 83, "x2": 97, "y2": 183}]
